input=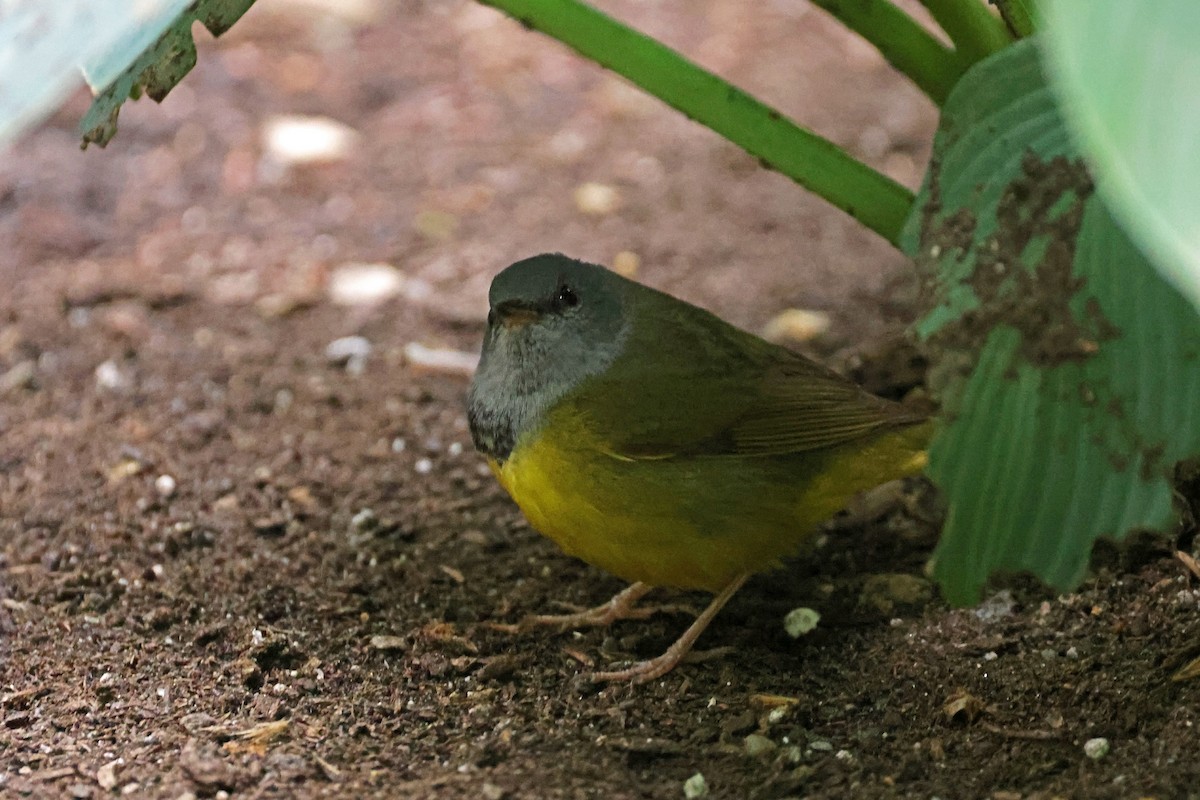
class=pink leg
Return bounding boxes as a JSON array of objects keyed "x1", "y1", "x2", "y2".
[
  {"x1": 591, "y1": 572, "x2": 750, "y2": 684},
  {"x1": 517, "y1": 582, "x2": 659, "y2": 631}
]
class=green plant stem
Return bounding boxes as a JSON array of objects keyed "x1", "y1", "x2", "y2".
[
  {"x1": 477, "y1": 0, "x2": 916, "y2": 247},
  {"x1": 991, "y1": 0, "x2": 1036, "y2": 38},
  {"x1": 918, "y1": 0, "x2": 1012, "y2": 63},
  {"x1": 811, "y1": 0, "x2": 961, "y2": 105}
]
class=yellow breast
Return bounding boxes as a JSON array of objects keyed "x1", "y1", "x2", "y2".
[{"x1": 489, "y1": 409, "x2": 930, "y2": 592}]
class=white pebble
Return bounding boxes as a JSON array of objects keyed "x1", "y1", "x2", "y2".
[
  {"x1": 448, "y1": 442, "x2": 463, "y2": 456},
  {"x1": 404, "y1": 342, "x2": 478, "y2": 376},
  {"x1": 415, "y1": 458, "x2": 433, "y2": 474},
  {"x1": 328, "y1": 263, "x2": 405, "y2": 306},
  {"x1": 154, "y1": 474, "x2": 177, "y2": 498},
  {"x1": 762, "y1": 308, "x2": 832, "y2": 344},
  {"x1": 325, "y1": 336, "x2": 372, "y2": 374},
  {"x1": 574, "y1": 182, "x2": 621, "y2": 215},
  {"x1": 783, "y1": 607, "x2": 821, "y2": 638},
  {"x1": 95, "y1": 359, "x2": 130, "y2": 391},
  {"x1": 1083, "y1": 737, "x2": 1110, "y2": 759},
  {"x1": 682, "y1": 772, "x2": 708, "y2": 798},
  {"x1": 262, "y1": 115, "x2": 358, "y2": 167}
]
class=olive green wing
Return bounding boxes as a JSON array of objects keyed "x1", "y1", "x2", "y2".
[{"x1": 565, "y1": 303, "x2": 922, "y2": 461}]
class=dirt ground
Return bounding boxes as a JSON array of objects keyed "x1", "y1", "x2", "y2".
[{"x1": 2, "y1": 1, "x2": 1198, "y2": 797}]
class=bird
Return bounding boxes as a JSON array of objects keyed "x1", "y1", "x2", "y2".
[{"x1": 467, "y1": 253, "x2": 931, "y2": 683}]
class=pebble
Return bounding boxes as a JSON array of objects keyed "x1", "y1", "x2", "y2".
[
  {"x1": 612, "y1": 250, "x2": 640, "y2": 277},
  {"x1": 682, "y1": 772, "x2": 708, "y2": 799},
  {"x1": 262, "y1": 114, "x2": 358, "y2": 167},
  {"x1": 154, "y1": 474, "x2": 177, "y2": 498},
  {"x1": 404, "y1": 342, "x2": 478, "y2": 376},
  {"x1": 415, "y1": 458, "x2": 433, "y2": 475},
  {"x1": 761, "y1": 308, "x2": 831, "y2": 344},
  {"x1": 351, "y1": 508, "x2": 378, "y2": 532},
  {"x1": 328, "y1": 263, "x2": 405, "y2": 306},
  {"x1": 95, "y1": 359, "x2": 130, "y2": 391},
  {"x1": 1083, "y1": 737, "x2": 1110, "y2": 760},
  {"x1": 574, "y1": 182, "x2": 621, "y2": 215},
  {"x1": 783, "y1": 607, "x2": 821, "y2": 638},
  {"x1": 974, "y1": 590, "x2": 1016, "y2": 621},
  {"x1": 325, "y1": 336, "x2": 372, "y2": 374},
  {"x1": 744, "y1": 733, "x2": 777, "y2": 757},
  {"x1": 0, "y1": 360, "x2": 35, "y2": 395},
  {"x1": 369, "y1": 635, "x2": 406, "y2": 652}
]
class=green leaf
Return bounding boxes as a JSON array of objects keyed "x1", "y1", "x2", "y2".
[
  {"x1": 1040, "y1": 0, "x2": 1200, "y2": 313},
  {"x1": 80, "y1": 0, "x2": 257, "y2": 148},
  {"x1": 902, "y1": 38, "x2": 1200, "y2": 604},
  {"x1": 0, "y1": 0, "x2": 191, "y2": 146}
]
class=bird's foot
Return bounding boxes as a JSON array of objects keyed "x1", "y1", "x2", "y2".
[
  {"x1": 588, "y1": 573, "x2": 749, "y2": 684},
  {"x1": 590, "y1": 646, "x2": 735, "y2": 685},
  {"x1": 515, "y1": 582, "x2": 667, "y2": 631}
]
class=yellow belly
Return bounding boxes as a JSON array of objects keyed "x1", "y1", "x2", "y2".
[{"x1": 490, "y1": 409, "x2": 930, "y2": 592}]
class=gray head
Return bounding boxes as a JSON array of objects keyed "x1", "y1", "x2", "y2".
[{"x1": 467, "y1": 254, "x2": 631, "y2": 461}]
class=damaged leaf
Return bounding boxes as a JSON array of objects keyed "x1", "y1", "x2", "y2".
[{"x1": 902, "y1": 39, "x2": 1200, "y2": 604}]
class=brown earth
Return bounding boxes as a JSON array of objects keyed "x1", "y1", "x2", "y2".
[{"x1": 2, "y1": 1, "x2": 1198, "y2": 798}]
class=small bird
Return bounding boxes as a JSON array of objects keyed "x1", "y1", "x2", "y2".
[{"x1": 467, "y1": 254, "x2": 931, "y2": 683}]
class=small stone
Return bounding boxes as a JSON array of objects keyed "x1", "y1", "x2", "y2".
[
  {"x1": 0, "y1": 360, "x2": 35, "y2": 395},
  {"x1": 682, "y1": 772, "x2": 708, "y2": 798},
  {"x1": 403, "y1": 342, "x2": 478, "y2": 376},
  {"x1": 95, "y1": 359, "x2": 130, "y2": 391},
  {"x1": 351, "y1": 508, "x2": 378, "y2": 532},
  {"x1": 808, "y1": 740, "x2": 833, "y2": 752},
  {"x1": 835, "y1": 749, "x2": 855, "y2": 763},
  {"x1": 415, "y1": 458, "x2": 433, "y2": 475},
  {"x1": 328, "y1": 263, "x2": 405, "y2": 306},
  {"x1": 744, "y1": 733, "x2": 777, "y2": 757},
  {"x1": 155, "y1": 474, "x2": 177, "y2": 498},
  {"x1": 860, "y1": 573, "x2": 932, "y2": 615},
  {"x1": 783, "y1": 607, "x2": 821, "y2": 638},
  {"x1": 480, "y1": 782, "x2": 506, "y2": 800},
  {"x1": 612, "y1": 250, "x2": 640, "y2": 277},
  {"x1": 412, "y1": 209, "x2": 458, "y2": 241},
  {"x1": 766, "y1": 706, "x2": 789, "y2": 726},
  {"x1": 97, "y1": 759, "x2": 121, "y2": 790},
  {"x1": 369, "y1": 635, "x2": 407, "y2": 652},
  {"x1": 1083, "y1": 737, "x2": 1110, "y2": 760},
  {"x1": 262, "y1": 114, "x2": 358, "y2": 167},
  {"x1": 762, "y1": 308, "x2": 832, "y2": 344},
  {"x1": 574, "y1": 182, "x2": 621, "y2": 215},
  {"x1": 325, "y1": 336, "x2": 372, "y2": 373},
  {"x1": 974, "y1": 590, "x2": 1016, "y2": 622}
]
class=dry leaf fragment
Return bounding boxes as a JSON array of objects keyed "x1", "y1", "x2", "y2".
[{"x1": 943, "y1": 689, "x2": 985, "y2": 723}]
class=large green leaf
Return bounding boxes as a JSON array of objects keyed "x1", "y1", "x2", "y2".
[
  {"x1": 902, "y1": 38, "x2": 1200, "y2": 604},
  {"x1": 80, "y1": 0, "x2": 257, "y2": 148},
  {"x1": 1040, "y1": 1, "x2": 1200, "y2": 313}
]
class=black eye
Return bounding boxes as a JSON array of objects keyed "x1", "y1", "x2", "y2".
[{"x1": 556, "y1": 284, "x2": 579, "y2": 308}]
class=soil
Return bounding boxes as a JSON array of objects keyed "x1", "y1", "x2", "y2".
[{"x1": 2, "y1": 1, "x2": 1198, "y2": 798}]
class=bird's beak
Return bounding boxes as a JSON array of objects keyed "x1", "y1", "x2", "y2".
[{"x1": 493, "y1": 300, "x2": 540, "y2": 330}]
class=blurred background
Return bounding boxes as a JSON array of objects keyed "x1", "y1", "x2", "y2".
[{"x1": 0, "y1": 0, "x2": 935, "y2": 343}]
